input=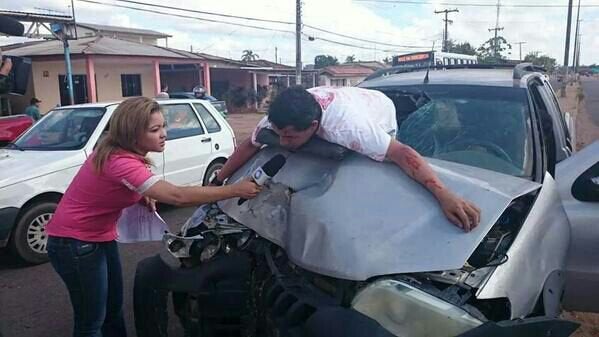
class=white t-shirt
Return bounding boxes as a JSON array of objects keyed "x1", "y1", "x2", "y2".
[{"x1": 251, "y1": 86, "x2": 397, "y2": 161}]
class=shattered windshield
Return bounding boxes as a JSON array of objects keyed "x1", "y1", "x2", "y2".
[
  {"x1": 383, "y1": 85, "x2": 533, "y2": 177},
  {"x1": 14, "y1": 107, "x2": 105, "y2": 151}
]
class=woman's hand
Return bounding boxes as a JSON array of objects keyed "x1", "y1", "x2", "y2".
[
  {"x1": 141, "y1": 196, "x2": 157, "y2": 212},
  {"x1": 231, "y1": 178, "x2": 262, "y2": 199}
]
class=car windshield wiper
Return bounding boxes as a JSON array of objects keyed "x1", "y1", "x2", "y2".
[{"x1": 5, "y1": 142, "x2": 25, "y2": 151}]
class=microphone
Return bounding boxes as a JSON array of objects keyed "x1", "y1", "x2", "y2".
[
  {"x1": 238, "y1": 154, "x2": 286, "y2": 205},
  {"x1": 0, "y1": 16, "x2": 25, "y2": 36}
]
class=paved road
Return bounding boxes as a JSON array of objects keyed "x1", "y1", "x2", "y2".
[
  {"x1": 581, "y1": 77, "x2": 599, "y2": 126},
  {"x1": 0, "y1": 205, "x2": 195, "y2": 337}
]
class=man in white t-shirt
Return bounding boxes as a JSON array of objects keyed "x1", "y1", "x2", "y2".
[{"x1": 213, "y1": 86, "x2": 481, "y2": 231}]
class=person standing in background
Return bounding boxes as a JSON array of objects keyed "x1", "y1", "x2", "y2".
[{"x1": 24, "y1": 97, "x2": 41, "y2": 121}]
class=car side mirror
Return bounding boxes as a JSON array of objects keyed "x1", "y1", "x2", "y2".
[{"x1": 572, "y1": 162, "x2": 599, "y2": 202}]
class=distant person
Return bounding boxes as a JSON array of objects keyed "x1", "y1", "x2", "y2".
[
  {"x1": 0, "y1": 52, "x2": 13, "y2": 94},
  {"x1": 156, "y1": 83, "x2": 169, "y2": 99},
  {"x1": 24, "y1": 97, "x2": 41, "y2": 121},
  {"x1": 192, "y1": 85, "x2": 207, "y2": 99}
]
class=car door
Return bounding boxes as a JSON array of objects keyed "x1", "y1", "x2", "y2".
[
  {"x1": 192, "y1": 101, "x2": 235, "y2": 154},
  {"x1": 157, "y1": 103, "x2": 212, "y2": 186},
  {"x1": 556, "y1": 140, "x2": 599, "y2": 312}
]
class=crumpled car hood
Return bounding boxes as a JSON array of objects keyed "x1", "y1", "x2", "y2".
[{"x1": 219, "y1": 147, "x2": 540, "y2": 281}]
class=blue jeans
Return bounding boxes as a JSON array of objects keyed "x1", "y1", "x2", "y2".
[{"x1": 47, "y1": 236, "x2": 127, "y2": 337}]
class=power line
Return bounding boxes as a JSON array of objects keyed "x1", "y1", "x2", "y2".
[
  {"x1": 110, "y1": 0, "x2": 294, "y2": 25},
  {"x1": 76, "y1": 0, "x2": 296, "y2": 34},
  {"x1": 77, "y1": 0, "x2": 433, "y2": 51},
  {"x1": 303, "y1": 24, "x2": 430, "y2": 48},
  {"x1": 353, "y1": 0, "x2": 599, "y2": 8},
  {"x1": 136, "y1": 0, "x2": 433, "y2": 48},
  {"x1": 303, "y1": 33, "x2": 422, "y2": 53},
  {"x1": 77, "y1": 0, "x2": 415, "y2": 55}
]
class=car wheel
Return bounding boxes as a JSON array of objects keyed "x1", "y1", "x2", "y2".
[
  {"x1": 10, "y1": 202, "x2": 56, "y2": 264},
  {"x1": 203, "y1": 161, "x2": 224, "y2": 186}
]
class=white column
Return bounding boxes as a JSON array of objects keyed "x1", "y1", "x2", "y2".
[{"x1": 252, "y1": 72, "x2": 258, "y2": 110}]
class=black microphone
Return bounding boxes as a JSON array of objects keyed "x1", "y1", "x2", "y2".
[
  {"x1": 238, "y1": 154, "x2": 286, "y2": 205},
  {"x1": 0, "y1": 16, "x2": 25, "y2": 36}
]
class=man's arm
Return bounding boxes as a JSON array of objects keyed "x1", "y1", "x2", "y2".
[
  {"x1": 213, "y1": 138, "x2": 260, "y2": 184},
  {"x1": 386, "y1": 139, "x2": 481, "y2": 232}
]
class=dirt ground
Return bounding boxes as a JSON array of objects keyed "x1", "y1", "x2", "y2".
[
  {"x1": 225, "y1": 88, "x2": 599, "y2": 336},
  {"x1": 226, "y1": 112, "x2": 265, "y2": 143}
]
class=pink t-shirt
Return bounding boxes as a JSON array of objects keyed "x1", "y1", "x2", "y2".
[{"x1": 46, "y1": 152, "x2": 160, "y2": 242}]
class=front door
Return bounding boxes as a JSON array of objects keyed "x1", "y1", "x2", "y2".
[
  {"x1": 557, "y1": 140, "x2": 599, "y2": 312},
  {"x1": 59, "y1": 75, "x2": 88, "y2": 106}
]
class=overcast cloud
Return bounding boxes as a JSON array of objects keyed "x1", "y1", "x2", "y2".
[{"x1": 2, "y1": 0, "x2": 598, "y2": 65}]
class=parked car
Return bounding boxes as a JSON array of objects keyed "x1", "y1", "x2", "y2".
[
  {"x1": 0, "y1": 99, "x2": 235, "y2": 264},
  {"x1": 0, "y1": 114, "x2": 33, "y2": 147},
  {"x1": 134, "y1": 64, "x2": 598, "y2": 337},
  {"x1": 168, "y1": 92, "x2": 229, "y2": 118}
]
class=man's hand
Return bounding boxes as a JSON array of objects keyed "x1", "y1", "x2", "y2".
[
  {"x1": 435, "y1": 189, "x2": 481, "y2": 232},
  {"x1": 0, "y1": 56, "x2": 12, "y2": 76}
]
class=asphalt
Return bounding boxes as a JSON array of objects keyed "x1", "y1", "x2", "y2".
[
  {"x1": 0, "y1": 205, "x2": 195, "y2": 337},
  {"x1": 580, "y1": 77, "x2": 599, "y2": 126}
]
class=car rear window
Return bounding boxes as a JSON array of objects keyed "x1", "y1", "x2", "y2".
[{"x1": 193, "y1": 103, "x2": 221, "y2": 133}]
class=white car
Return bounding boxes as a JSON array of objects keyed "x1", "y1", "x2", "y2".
[{"x1": 0, "y1": 99, "x2": 235, "y2": 264}]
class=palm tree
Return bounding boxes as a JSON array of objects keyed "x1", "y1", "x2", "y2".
[
  {"x1": 345, "y1": 55, "x2": 356, "y2": 63},
  {"x1": 241, "y1": 50, "x2": 259, "y2": 62}
]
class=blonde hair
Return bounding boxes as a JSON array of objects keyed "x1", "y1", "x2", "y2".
[{"x1": 92, "y1": 97, "x2": 160, "y2": 172}]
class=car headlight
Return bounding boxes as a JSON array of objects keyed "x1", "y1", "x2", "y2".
[{"x1": 352, "y1": 279, "x2": 482, "y2": 337}]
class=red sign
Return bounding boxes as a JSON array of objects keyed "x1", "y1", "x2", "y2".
[{"x1": 397, "y1": 53, "x2": 430, "y2": 62}]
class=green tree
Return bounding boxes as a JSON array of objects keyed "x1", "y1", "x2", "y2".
[
  {"x1": 241, "y1": 50, "x2": 259, "y2": 62},
  {"x1": 524, "y1": 51, "x2": 557, "y2": 72},
  {"x1": 477, "y1": 36, "x2": 512, "y2": 64},
  {"x1": 446, "y1": 40, "x2": 477, "y2": 55},
  {"x1": 382, "y1": 56, "x2": 392, "y2": 65},
  {"x1": 314, "y1": 54, "x2": 339, "y2": 69},
  {"x1": 345, "y1": 55, "x2": 357, "y2": 63}
]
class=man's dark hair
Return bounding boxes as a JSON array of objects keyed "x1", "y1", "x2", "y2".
[
  {"x1": 268, "y1": 86, "x2": 322, "y2": 130},
  {"x1": 30, "y1": 97, "x2": 40, "y2": 105}
]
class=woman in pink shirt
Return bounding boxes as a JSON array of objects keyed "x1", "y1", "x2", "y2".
[{"x1": 45, "y1": 97, "x2": 260, "y2": 337}]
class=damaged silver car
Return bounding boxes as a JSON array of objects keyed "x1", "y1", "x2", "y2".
[{"x1": 134, "y1": 64, "x2": 599, "y2": 337}]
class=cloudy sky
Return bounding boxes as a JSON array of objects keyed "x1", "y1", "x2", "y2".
[{"x1": 2, "y1": 0, "x2": 598, "y2": 65}]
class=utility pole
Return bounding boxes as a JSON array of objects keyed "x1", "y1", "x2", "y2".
[
  {"x1": 295, "y1": 0, "x2": 302, "y2": 85},
  {"x1": 515, "y1": 41, "x2": 527, "y2": 61},
  {"x1": 275, "y1": 46, "x2": 278, "y2": 64},
  {"x1": 574, "y1": 26, "x2": 582, "y2": 74},
  {"x1": 487, "y1": 0, "x2": 504, "y2": 58},
  {"x1": 488, "y1": 27, "x2": 504, "y2": 57},
  {"x1": 434, "y1": 8, "x2": 459, "y2": 52},
  {"x1": 561, "y1": 0, "x2": 574, "y2": 97},
  {"x1": 572, "y1": 0, "x2": 581, "y2": 73}
]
